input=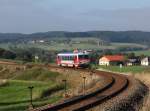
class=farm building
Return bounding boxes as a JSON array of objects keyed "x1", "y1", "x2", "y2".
[
  {"x1": 99, "y1": 55, "x2": 124, "y2": 66},
  {"x1": 141, "y1": 57, "x2": 150, "y2": 66},
  {"x1": 126, "y1": 57, "x2": 141, "y2": 66}
]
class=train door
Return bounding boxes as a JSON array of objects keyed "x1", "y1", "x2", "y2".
[
  {"x1": 74, "y1": 55, "x2": 79, "y2": 67},
  {"x1": 57, "y1": 55, "x2": 61, "y2": 65}
]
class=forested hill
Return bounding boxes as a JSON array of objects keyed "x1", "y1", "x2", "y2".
[{"x1": 0, "y1": 31, "x2": 150, "y2": 44}]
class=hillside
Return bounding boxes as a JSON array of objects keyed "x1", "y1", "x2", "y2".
[{"x1": 0, "y1": 31, "x2": 150, "y2": 45}]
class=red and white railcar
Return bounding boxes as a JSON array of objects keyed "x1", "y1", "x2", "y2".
[{"x1": 56, "y1": 51, "x2": 90, "y2": 67}]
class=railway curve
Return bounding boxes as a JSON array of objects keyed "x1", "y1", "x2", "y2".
[
  {"x1": 34, "y1": 67, "x2": 129, "y2": 111},
  {"x1": 0, "y1": 61, "x2": 130, "y2": 111}
]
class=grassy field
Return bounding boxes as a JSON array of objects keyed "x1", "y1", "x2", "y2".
[
  {"x1": 111, "y1": 43, "x2": 147, "y2": 49},
  {"x1": 0, "y1": 42, "x2": 113, "y2": 51},
  {"x1": 0, "y1": 67, "x2": 64, "y2": 111},
  {"x1": 13, "y1": 67, "x2": 62, "y2": 81},
  {"x1": 128, "y1": 49, "x2": 150, "y2": 56},
  {"x1": 98, "y1": 65, "x2": 149, "y2": 73},
  {"x1": 0, "y1": 80, "x2": 62, "y2": 111},
  {"x1": 0, "y1": 41, "x2": 147, "y2": 51}
]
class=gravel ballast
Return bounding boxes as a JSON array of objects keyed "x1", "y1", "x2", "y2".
[{"x1": 89, "y1": 76, "x2": 149, "y2": 111}]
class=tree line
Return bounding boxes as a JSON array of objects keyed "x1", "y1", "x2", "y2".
[
  {"x1": 0, "y1": 47, "x2": 58, "y2": 63},
  {"x1": 1, "y1": 31, "x2": 150, "y2": 45}
]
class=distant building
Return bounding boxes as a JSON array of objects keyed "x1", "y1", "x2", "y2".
[
  {"x1": 97, "y1": 40, "x2": 110, "y2": 46},
  {"x1": 34, "y1": 55, "x2": 39, "y2": 63},
  {"x1": 126, "y1": 57, "x2": 141, "y2": 66},
  {"x1": 141, "y1": 57, "x2": 150, "y2": 66},
  {"x1": 39, "y1": 40, "x2": 45, "y2": 43},
  {"x1": 99, "y1": 55, "x2": 124, "y2": 66},
  {"x1": 29, "y1": 40, "x2": 36, "y2": 44}
]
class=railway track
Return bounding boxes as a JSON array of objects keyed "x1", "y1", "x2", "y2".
[
  {"x1": 33, "y1": 66, "x2": 129, "y2": 111},
  {"x1": 0, "y1": 61, "x2": 129, "y2": 111}
]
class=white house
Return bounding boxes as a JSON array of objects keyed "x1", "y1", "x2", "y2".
[
  {"x1": 141, "y1": 57, "x2": 150, "y2": 66},
  {"x1": 39, "y1": 40, "x2": 45, "y2": 43},
  {"x1": 99, "y1": 55, "x2": 124, "y2": 66}
]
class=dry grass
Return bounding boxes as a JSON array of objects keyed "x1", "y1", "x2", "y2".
[
  {"x1": 48, "y1": 68, "x2": 106, "y2": 97},
  {"x1": 131, "y1": 73, "x2": 150, "y2": 111}
]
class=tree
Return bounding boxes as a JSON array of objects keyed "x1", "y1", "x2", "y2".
[
  {"x1": 2, "y1": 50, "x2": 16, "y2": 59},
  {"x1": 126, "y1": 53, "x2": 135, "y2": 59}
]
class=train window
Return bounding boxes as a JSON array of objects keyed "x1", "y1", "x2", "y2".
[
  {"x1": 60, "y1": 55, "x2": 77, "y2": 60},
  {"x1": 62, "y1": 56, "x2": 67, "y2": 60},
  {"x1": 79, "y1": 55, "x2": 84, "y2": 59},
  {"x1": 69, "y1": 56, "x2": 73, "y2": 60},
  {"x1": 68, "y1": 56, "x2": 70, "y2": 60},
  {"x1": 65, "y1": 56, "x2": 68, "y2": 60},
  {"x1": 84, "y1": 55, "x2": 89, "y2": 59},
  {"x1": 61, "y1": 56, "x2": 72, "y2": 60}
]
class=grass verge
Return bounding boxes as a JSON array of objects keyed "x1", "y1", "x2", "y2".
[
  {"x1": 0, "y1": 80, "x2": 62, "y2": 111},
  {"x1": 98, "y1": 65, "x2": 148, "y2": 73}
]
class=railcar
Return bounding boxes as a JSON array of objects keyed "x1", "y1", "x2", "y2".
[{"x1": 56, "y1": 51, "x2": 90, "y2": 67}]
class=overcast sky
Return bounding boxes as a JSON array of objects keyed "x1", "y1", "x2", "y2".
[{"x1": 1, "y1": 0, "x2": 150, "y2": 33}]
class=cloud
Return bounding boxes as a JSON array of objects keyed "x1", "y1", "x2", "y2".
[
  {"x1": 78, "y1": 7, "x2": 150, "y2": 31},
  {"x1": 0, "y1": 1, "x2": 150, "y2": 33}
]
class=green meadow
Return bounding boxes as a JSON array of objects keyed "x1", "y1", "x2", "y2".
[
  {"x1": 0, "y1": 41, "x2": 147, "y2": 51},
  {"x1": 98, "y1": 65, "x2": 149, "y2": 73},
  {"x1": 0, "y1": 67, "x2": 64, "y2": 111}
]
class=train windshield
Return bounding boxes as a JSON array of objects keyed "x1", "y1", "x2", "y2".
[{"x1": 79, "y1": 55, "x2": 89, "y2": 59}]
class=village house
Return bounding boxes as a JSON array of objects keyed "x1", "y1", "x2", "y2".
[
  {"x1": 39, "y1": 40, "x2": 45, "y2": 43},
  {"x1": 99, "y1": 55, "x2": 124, "y2": 66},
  {"x1": 126, "y1": 57, "x2": 141, "y2": 66},
  {"x1": 141, "y1": 57, "x2": 150, "y2": 66}
]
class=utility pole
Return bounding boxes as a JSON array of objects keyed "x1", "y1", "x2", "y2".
[
  {"x1": 62, "y1": 79, "x2": 67, "y2": 97},
  {"x1": 28, "y1": 86, "x2": 34, "y2": 108},
  {"x1": 90, "y1": 70, "x2": 94, "y2": 80},
  {"x1": 83, "y1": 77, "x2": 86, "y2": 95}
]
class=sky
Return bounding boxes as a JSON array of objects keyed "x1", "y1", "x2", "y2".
[{"x1": 1, "y1": 0, "x2": 150, "y2": 33}]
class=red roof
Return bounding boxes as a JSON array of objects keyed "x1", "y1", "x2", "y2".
[{"x1": 103, "y1": 55, "x2": 124, "y2": 61}]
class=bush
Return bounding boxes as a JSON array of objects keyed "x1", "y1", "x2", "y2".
[
  {"x1": 0, "y1": 79, "x2": 9, "y2": 87},
  {"x1": 40, "y1": 84, "x2": 64, "y2": 98},
  {"x1": 89, "y1": 64, "x2": 98, "y2": 70}
]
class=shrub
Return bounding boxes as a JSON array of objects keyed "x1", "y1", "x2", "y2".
[
  {"x1": 0, "y1": 79, "x2": 9, "y2": 87},
  {"x1": 40, "y1": 84, "x2": 64, "y2": 98}
]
